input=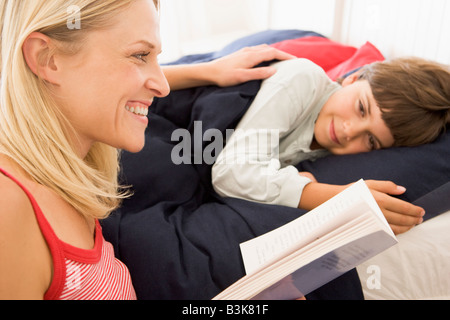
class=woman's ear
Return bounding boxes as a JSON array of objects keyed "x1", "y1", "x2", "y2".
[
  {"x1": 22, "y1": 32, "x2": 60, "y2": 85},
  {"x1": 341, "y1": 72, "x2": 360, "y2": 87}
]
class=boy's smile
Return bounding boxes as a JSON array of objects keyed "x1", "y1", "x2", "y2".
[
  {"x1": 329, "y1": 119, "x2": 340, "y2": 145},
  {"x1": 314, "y1": 75, "x2": 395, "y2": 155}
]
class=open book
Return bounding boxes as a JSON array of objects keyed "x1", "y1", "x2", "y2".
[{"x1": 213, "y1": 180, "x2": 398, "y2": 300}]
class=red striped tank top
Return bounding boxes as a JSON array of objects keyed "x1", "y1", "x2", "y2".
[{"x1": 0, "y1": 168, "x2": 136, "y2": 300}]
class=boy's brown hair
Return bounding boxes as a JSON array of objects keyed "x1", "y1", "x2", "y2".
[{"x1": 357, "y1": 57, "x2": 450, "y2": 147}]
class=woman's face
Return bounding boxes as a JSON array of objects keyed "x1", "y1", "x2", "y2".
[{"x1": 53, "y1": 0, "x2": 170, "y2": 157}]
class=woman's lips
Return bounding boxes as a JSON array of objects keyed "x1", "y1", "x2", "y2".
[
  {"x1": 125, "y1": 100, "x2": 151, "y2": 125},
  {"x1": 125, "y1": 100, "x2": 152, "y2": 117},
  {"x1": 330, "y1": 119, "x2": 341, "y2": 145}
]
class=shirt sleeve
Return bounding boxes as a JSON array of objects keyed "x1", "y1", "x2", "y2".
[{"x1": 212, "y1": 59, "x2": 322, "y2": 208}]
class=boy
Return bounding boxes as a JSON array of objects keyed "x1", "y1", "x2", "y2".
[{"x1": 212, "y1": 57, "x2": 450, "y2": 234}]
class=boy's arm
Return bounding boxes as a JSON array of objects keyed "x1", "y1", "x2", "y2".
[
  {"x1": 162, "y1": 45, "x2": 295, "y2": 91},
  {"x1": 298, "y1": 179, "x2": 426, "y2": 235},
  {"x1": 297, "y1": 181, "x2": 346, "y2": 211}
]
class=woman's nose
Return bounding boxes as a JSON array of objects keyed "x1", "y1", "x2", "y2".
[{"x1": 145, "y1": 64, "x2": 170, "y2": 98}]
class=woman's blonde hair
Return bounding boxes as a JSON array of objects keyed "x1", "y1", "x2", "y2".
[{"x1": 0, "y1": 0, "x2": 159, "y2": 219}]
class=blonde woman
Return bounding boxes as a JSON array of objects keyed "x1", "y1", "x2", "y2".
[{"x1": 0, "y1": 0, "x2": 293, "y2": 300}]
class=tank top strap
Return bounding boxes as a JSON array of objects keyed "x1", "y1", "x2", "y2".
[{"x1": 0, "y1": 167, "x2": 66, "y2": 299}]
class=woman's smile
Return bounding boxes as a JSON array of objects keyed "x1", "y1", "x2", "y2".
[{"x1": 125, "y1": 100, "x2": 152, "y2": 117}]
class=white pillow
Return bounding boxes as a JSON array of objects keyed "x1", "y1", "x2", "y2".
[{"x1": 357, "y1": 210, "x2": 450, "y2": 300}]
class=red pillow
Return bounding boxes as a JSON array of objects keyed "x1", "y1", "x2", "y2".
[
  {"x1": 326, "y1": 42, "x2": 385, "y2": 81},
  {"x1": 270, "y1": 36, "x2": 357, "y2": 72}
]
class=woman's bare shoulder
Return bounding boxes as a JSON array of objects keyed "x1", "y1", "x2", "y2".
[
  {"x1": 0, "y1": 173, "x2": 51, "y2": 299},
  {"x1": 0, "y1": 172, "x2": 38, "y2": 254},
  {"x1": 0, "y1": 172, "x2": 34, "y2": 223}
]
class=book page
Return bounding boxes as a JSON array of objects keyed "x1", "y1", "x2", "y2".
[
  {"x1": 214, "y1": 209, "x2": 397, "y2": 300},
  {"x1": 250, "y1": 230, "x2": 396, "y2": 300},
  {"x1": 240, "y1": 180, "x2": 389, "y2": 275}
]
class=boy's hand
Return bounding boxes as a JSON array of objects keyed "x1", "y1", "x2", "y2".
[
  {"x1": 365, "y1": 180, "x2": 425, "y2": 235},
  {"x1": 299, "y1": 179, "x2": 425, "y2": 235}
]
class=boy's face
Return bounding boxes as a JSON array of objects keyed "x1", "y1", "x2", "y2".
[{"x1": 314, "y1": 75, "x2": 395, "y2": 155}]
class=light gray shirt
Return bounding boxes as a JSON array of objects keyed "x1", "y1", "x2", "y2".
[{"x1": 212, "y1": 58, "x2": 340, "y2": 208}]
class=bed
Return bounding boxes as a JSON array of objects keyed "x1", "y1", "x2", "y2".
[
  {"x1": 358, "y1": 207, "x2": 450, "y2": 300},
  {"x1": 101, "y1": 30, "x2": 450, "y2": 300}
]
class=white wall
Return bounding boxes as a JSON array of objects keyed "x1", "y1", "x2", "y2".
[
  {"x1": 159, "y1": 0, "x2": 450, "y2": 65},
  {"x1": 159, "y1": 0, "x2": 272, "y2": 62},
  {"x1": 267, "y1": 0, "x2": 337, "y2": 37},
  {"x1": 159, "y1": 0, "x2": 337, "y2": 62},
  {"x1": 337, "y1": 0, "x2": 450, "y2": 63}
]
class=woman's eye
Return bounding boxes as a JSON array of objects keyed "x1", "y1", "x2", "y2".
[{"x1": 133, "y1": 52, "x2": 150, "y2": 62}]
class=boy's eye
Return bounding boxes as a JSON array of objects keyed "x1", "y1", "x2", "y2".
[
  {"x1": 359, "y1": 101, "x2": 366, "y2": 116},
  {"x1": 368, "y1": 135, "x2": 376, "y2": 150}
]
